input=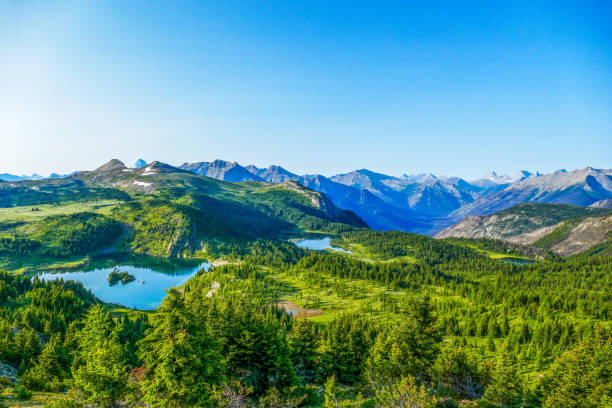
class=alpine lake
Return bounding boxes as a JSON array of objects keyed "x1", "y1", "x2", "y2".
[
  {"x1": 34, "y1": 238, "x2": 347, "y2": 310},
  {"x1": 36, "y1": 254, "x2": 211, "y2": 310}
]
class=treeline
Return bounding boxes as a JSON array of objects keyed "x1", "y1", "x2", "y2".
[
  {"x1": 0, "y1": 212, "x2": 122, "y2": 258},
  {"x1": 336, "y1": 230, "x2": 482, "y2": 263}
]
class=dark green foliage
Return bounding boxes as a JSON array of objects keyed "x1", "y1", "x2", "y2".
[
  {"x1": 35, "y1": 212, "x2": 123, "y2": 256},
  {"x1": 107, "y1": 269, "x2": 135, "y2": 285},
  {"x1": 287, "y1": 319, "x2": 320, "y2": 383},
  {"x1": 537, "y1": 330, "x2": 612, "y2": 407},
  {"x1": 337, "y1": 229, "x2": 482, "y2": 263},
  {"x1": 321, "y1": 314, "x2": 375, "y2": 384},
  {"x1": 0, "y1": 212, "x2": 122, "y2": 260},
  {"x1": 21, "y1": 334, "x2": 68, "y2": 392},
  {"x1": 70, "y1": 305, "x2": 129, "y2": 407},
  {"x1": 479, "y1": 348, "x2": 524, "y2": 407},
  {"x1": 137, "y1": 289, "x2": 222, "y2": 407},
  {"x1": 202, "y1": 296, "x2": 296, "y2": 394},
  {"x1": 0, "y1": 237, "x2": 41, "y2": 256}
]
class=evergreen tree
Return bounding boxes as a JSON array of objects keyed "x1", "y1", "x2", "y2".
[
  {"x1": 479, "y1": 348, "x2": 523, "y2": 408},
  {"x1": 22, "y1": 334, "x2": 66, "y2": 391},
  {"x1": 539, "y1": 331, "x2": 612, "y2": 407},
  {"x1": 70, "y1": 305, "x2": 128, "y2": 407},
  {"x1": 137, "y1": 289, "x2": 222, "y2": 407},
  {"x1": 287, "y1": 319, "x2": 319, "y2": 383}
]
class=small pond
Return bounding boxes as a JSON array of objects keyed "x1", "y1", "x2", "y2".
[
  {"x1": 501, "y1": 257, "x2": 534, "y2": 265},
  {"x1": 293, "y1": 237, "x2": 352, "y2": 253},
  {"x1": 37, "y1": 256, "x2": 210, "y2": 310}
]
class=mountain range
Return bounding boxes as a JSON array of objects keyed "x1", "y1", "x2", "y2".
[
  {"x1": 175, "y1": 160, "x2": 612, "y2": 234},
  {"x1": 3, "y1": 159, "x2": 611, "y2": 235}
]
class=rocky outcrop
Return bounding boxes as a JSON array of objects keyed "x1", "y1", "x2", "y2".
[
  {"x1": 280, "y1": 181, "x2": 367, "y2": 227},
  {"x1": 179, "y1": 160, "x2": 263, "y2": 182},
  {"x1": 590, "y1": 198, "x2": 612, "y2": 209},
  {"x1": 0, "y1": 362, "x2": 17, "y2": 382},
  {"x1": 548, "y1": 214, "x2": 612, "y2": 257},
  {"x1": 437, "y1": 203, "x2": 612, "y2": 257},
  {"x1": 95, "y1": 159, "x2": 126, "y2": 172}
]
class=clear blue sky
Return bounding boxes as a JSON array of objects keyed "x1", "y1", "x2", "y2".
[{"x1": 1, "y1": 1, "x2": 610, "y2": 179}]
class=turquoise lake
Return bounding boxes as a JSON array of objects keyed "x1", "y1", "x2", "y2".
[
  {"x1": 294, "y1": 237, "x2": 352, "y2": 253},
  {"x1": 37, "y1": 257, "x2": 210, "y2": 310}
]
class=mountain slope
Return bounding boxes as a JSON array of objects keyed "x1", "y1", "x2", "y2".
[
  {"x1": 179, "y1": 160, "x2": 263, "y2": 182},
  {"x1": 0, "y1": 160, "x2": 366, "y2": 264},
  {"x1": 533, "y1": 213, "x2": 612, "y2": 257},
  {"x1": 331, "y1": 169, "x2": 480, "y2": 219},
  {"x1": 296, "y1": 174, "x2": 431, "y2": 232},
  {"x1": 436, "y1": 203, "x2": 612, "y2": 256},
  {"x1": 453, "y1": 168, "x2": 612, "y2": 219},
  {"x1": 246, "y1": 165, "x2": 298, "y2": 183}
]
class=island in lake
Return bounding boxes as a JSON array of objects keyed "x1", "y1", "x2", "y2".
[{"x1": 107, "y1": 268, "x2": 136, "y2": 286}]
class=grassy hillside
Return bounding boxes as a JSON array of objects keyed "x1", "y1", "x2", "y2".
[{"x1": 0, "y1": 162, "x2": 366, "y2": 271}]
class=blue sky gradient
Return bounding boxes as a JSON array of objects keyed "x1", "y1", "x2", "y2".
[{"x1": 1, "y1": 1, "x2": 610, "y2": 178}]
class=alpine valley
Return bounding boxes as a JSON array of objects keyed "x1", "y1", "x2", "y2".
[{"x1": 0, "y1": 159, "x2": 611, "y2": 407}]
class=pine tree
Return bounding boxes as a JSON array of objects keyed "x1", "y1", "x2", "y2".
[
  {"x1": 137, "y1": 288, "x2": 222, "y2": 408},
  {"x1": 71, "y1": 305, "x2": 128, "y2": 407},
  {"x1": 479, "y1": 347, "x2": 523, "y2": 408},
  {"x1": 22, "y1": 334, "x2": 66, "y2": 391},
  {"x1": 539, "y1": 331, "x2": 612, "y2": 407},
  {"x1": 287, "y1": 319, "x2": 319, "y2": 384}
]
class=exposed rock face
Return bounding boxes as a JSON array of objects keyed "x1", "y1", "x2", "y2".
[
  {"x1": 246, "y1": 165, "x2": 298, "y2": 183},
  {"x1": 590, "y1": 198, "x2": 612, "y2": 209},
  {"x1": 454, "y1": 168, "x2": 612, "y2": 218},
  {"x1": 95, "y1": 159, "x2": 126, "y2": 172},
  {"x1": 0, "y1": 362, "x2": 18, "y2": 382},
  {"x1": 280, "y1": 181, "x2": 368, "y2": 227},
  {"x1": 549, "y1": 214, "x2": 612, "y2": 257},
  {"x1": 437, "y1": 203, "x2": 612, "y2": 257},
  {"x1": 179, "y1": 160, "x2": 263, "y2": 182}
]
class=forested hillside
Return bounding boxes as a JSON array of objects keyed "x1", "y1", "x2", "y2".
[
  {"x1": 0, "y1": 161, "x2": 610, "y2": 407},
  {"x1": 0, "y1": 160, "x2": 364, "y2": 271},
  {"x1": 1, "y1": 229, "x2": 610, "y2": 407}
]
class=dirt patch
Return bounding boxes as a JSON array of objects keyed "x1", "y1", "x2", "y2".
[
  {"x1": 276, "y1": 300, "x2": 323, "y2": 318},
  {"x1": 211, "y1": 259, "x2": 243, "y2": 267}
]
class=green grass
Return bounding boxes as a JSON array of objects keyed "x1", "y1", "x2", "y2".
[{"x1": 0, "y1": 199, "x2": 123, "y2": 222}]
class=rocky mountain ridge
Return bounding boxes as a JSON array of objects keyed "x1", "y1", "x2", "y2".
[{"x1": 436, "y1": 203, "x2": 612, "y2": 257}]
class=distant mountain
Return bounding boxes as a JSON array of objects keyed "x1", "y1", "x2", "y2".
[
  {"x1": 437, "y1": 203, "x2": 609, "y2": 241},
  {"x1": 179, "y1": 160, "x2": 263, "y2": 182},
  {"x1": 590, "y1": 198, "x2": 612, "y2": 209},
  {"x1": 1, "y1": 159, "x2": 367, "y2": 259},
  {"x1": 330, "y1": 169, "x2": 479, "y2": 218},
  {"x1": 246, "y1": 165, "x2": 298, "y2": 183},
  {"x1": 178, "y1": 161, "x2": 612, "y2": 235},
  {"x1": 401, "y1": 173, "x2": 437, "y2": 183},
  {"x1": 469, "y1": 170, "x2": 539, "y2": 192},
  {"x1": 95, "y1": 159, "x2": 126, "y2": 173},
  {"x1": 0, "y1": 173, "x2": 44, "y2": 181},
  {"x1": 453, "y1": 167, "x2": 612, "y2": 219},
  {"x1": 134, "y1": 159, "x2": 147, "y2": 168},
  {"x1": 296, "y1": 174, "x2": 431, "y2": 232},
  {"x1": 436, "y1": 203, "x2": 612, "y2": 257}
]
